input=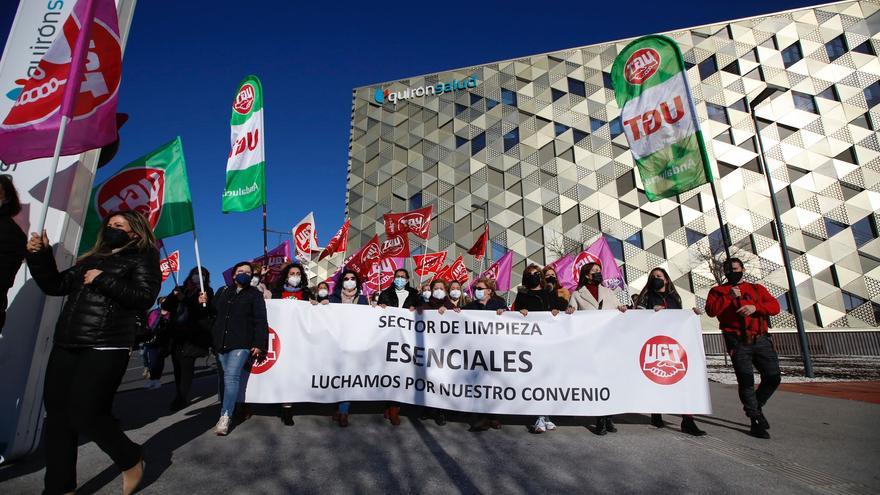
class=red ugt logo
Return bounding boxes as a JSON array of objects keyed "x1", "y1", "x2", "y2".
[{"x1": 251, "y1": 327, "x2": 281, "y2": 374}]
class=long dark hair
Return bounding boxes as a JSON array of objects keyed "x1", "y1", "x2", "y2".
[
  {"x1": 0, "y1": 175, "x2": 22, "y2": 217},
  {"x1": 521, "y1": 264, "x2": 545, "y2": 290},
  {"x1": 79, "y1": 210, "x2": 157, "y2": 261},
  {"x1": 184, "y1": 266, "x2": 211, "y2": 291},
  {"x1": 635, "y1": 267, "x2": 680, "y2": 308},
  {"x1": 275, "y1": 262, "x2": 307, "y2": 292},
  {"x1": 577, "y1": 262, "x2": 601, "y2": 289},
  {"x1": 333, "y1": 268, "x2": 361, "y2": 297}
]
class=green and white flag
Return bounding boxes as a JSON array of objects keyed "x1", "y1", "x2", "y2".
[
  {"x1": 79, "y1": 137, "x2": 195, "y2": 254},
  {"x1": 611, "y1": 35, "x2": 713, "y2": 201},
  {"x1": 223, "y1": 75, "x2": 266, "y2": 213}
]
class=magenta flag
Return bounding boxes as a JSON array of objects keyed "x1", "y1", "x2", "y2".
[
  {"x1": 565, "y1": 236, "x2": 626, "y2": 291},
  {"x1": 547, "y1": 254, "x2": 577, "y2": 290},
  {"x1": 470, "y1": 251, "x2": 513, "y2": 293},
  {"x1": 0, "y1": 0, "x2": 121, "y2": 164},
  {"x1": 222, "y1": 240, "x2": 291, "y2": 287}
]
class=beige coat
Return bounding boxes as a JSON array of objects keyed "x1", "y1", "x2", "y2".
[{"x1": 569, "y1": 285, "x2": 618, "y2": 311}]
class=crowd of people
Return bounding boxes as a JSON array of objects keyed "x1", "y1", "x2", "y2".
[{"x1": 0, "y1": 178, "x2": 783, "y2": 493}]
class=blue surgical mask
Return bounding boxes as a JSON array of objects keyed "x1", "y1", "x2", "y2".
[
  {"x1": 474, "y1": 289, "x2": 485, "y2": 300},
  {"x1": 394, "y1": 277, "x2": 407, "y2": 289}
]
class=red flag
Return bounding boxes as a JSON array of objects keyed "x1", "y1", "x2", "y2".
[
  {"x1": 467, "y1": 225, "x2": 489, "y2": 259},
  {"x1": 448, "y1": 256, "x2": 470, "y2": 283},
  {"x1": 159, "y1": 250, "x2": 180, "y2": 283},
  {"x1": 414, "y1": 251, "x2": 447, "y2": 277},
  {"x1": 384, "y1": 205, "x2": 432, "y2": 239},
  {"x1": 381, "y1": 232, "x2": 411, "y2": 258},
  {"x1": 346, "y1": 235, "x2": 381, "y2": 277},
  {"x1": 318, "y1": 219, "x2": 350, "y2": 261},
  {"x1": 432, "y1": 264, "x2": 452, "y2": 283}
]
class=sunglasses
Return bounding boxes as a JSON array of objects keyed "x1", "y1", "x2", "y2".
[
  {"x1": 343, "y1": 277, "x2": 356, "y2": 281},
  {"x1": 475, "y1": 287, "x2": 487, "y2": 290}
]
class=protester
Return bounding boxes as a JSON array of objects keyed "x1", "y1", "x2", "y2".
[
  {"x1": 566, "y1": 262, "x2": 626, "y2": 435},
  {"x1": 542, "y1": 266, "x2": 570, "y2": 305},
  {"x1": 419, "y1": 281, "x2": 432, "y2": 304},
  {"x1": 163, "y1": 267, "x2": 214, "y2": 412},
  {"x1": 271, "y1": 262, "x2": 313, "y2": 425},
  {"x1": 327, "y1": 269, "x2": 369, "y2": 427},
  {"x1": 378, "y1": 268, "x2": 421, "y2": 310},
  {"x1": 142, "y1": 297, "x2": 171, "y2": 390},
  {"x1": 418, "y1": 278, "x2": 457, "y2": 426},
  {"x1": 201, "y1": 261, "x2": 268, "y2": 436},
  {"x1": 512, "y1": 264, "x2": 566, "y2": 433},
  {"x1": 0, "y1": 175, "x2": 26, "y2": 333},
  {"x1": 251, "y1": 264, "x2": 272, "y2": 299},
  {"x1": 705, "y1": 258, "x2": 781, "y2": 439},
  {"x1": 26, "y1": 210, "x2": 160, "y2": 495},
  {"x1": 447, "y1": 279, "x2": 470, "y2": 308},
  {"x1": 634, "y1": 267, "x2": 706, "y2": 436},
  {"x1": 463, "y1": 277, "x2": 506, "y2": 431},
  {"x1": 314, "y1": 281, "x2": 331, "y2": 303}
]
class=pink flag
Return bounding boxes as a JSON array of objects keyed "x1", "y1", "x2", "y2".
[
  {"x1": 470, "y1": 251, "x2": 513, "y2": 293},
  {"x1": 222, "y1": 240, "x2": 291, "y2": 287},
  {"x1": 0, "y1": 0, "x2": 122, "y2": 164},
  {"x1": 566, "y1": 236, "x2": 625, "y2": 291},
  {"x1": 547, "y1": 254, "x2": 576, "y2": 290}
]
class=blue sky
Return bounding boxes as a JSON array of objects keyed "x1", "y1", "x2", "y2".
[{"x1": 1, "y1": 0, "x2": 817, "y2": 293}]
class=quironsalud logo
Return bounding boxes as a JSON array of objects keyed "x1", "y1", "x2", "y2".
[
  {"x1": 374, "y1": 88, "x2": 387, "y2": 104},
  {"x1": 374, "y1": 76, "x2": 478, "y2": 105}
]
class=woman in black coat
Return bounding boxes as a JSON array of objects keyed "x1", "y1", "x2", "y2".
[
  {"x1": 0, "y1": 175, "x2": 26, "y2": 333},
  {"x1": 164, "y1": 266, "x2": 214, "y2": 412},
  {"x1": 26, "y1": 210, "x2": 161, "y2": 495}
]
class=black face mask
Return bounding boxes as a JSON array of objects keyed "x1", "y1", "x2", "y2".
[
  {"x1": 103, "y1": 227, "x2": 131, "y2": 249},
  {"x1": 650, "y1": 277, "x2": 665, "y2": 291},
  {"x1": 546, "y1": 276, "x2": 557, "y2": 287},
  {"x1": 726, "y1": 271, "x2": 743, "y2": 285},
  {"x1": 590, "y1": 272, "x2": 603, "y2": 285},
  {"x1": 524, "y1": 273, "x2": 541, "y2": 288}
]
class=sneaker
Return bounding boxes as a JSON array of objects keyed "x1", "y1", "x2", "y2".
[
  {"x1": 141, "y1": 368, "x2": 150, "y2": 379},
  {"x1": 544, "y1": 418, "x2": 557, "y2": 431},
  {"x1": 214, "y1": 416, "x2": 230, "y2": 436},
  {"x1": 749, "y1": 418, "x2": 770, "y2": 439},
  {"x1": 151, "y1": 380, "x2": 163, "y2": 390},
  {"x1": 532, "y1": 417, "x2": 546, "y2": 434},
  {"x1": 142, "y1": 380, "x2": 154, "y2": 390}
]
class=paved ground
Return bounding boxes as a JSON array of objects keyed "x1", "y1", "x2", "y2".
[{"x1": 0, "y1": 359, "x2": 878, "y2": 495}]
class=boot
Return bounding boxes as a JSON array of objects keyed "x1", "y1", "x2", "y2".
[
  {"x1": 281, "y1": 407, "x2": 295, "y2": 426},
  {"x1": 338, "y1": 413, "x2": 349, "y2": 427},
  {"x1": 681, "y1": 416, "x2": 706, "y2": 436},
  {"x1": 651, "y1": 414, "x2": 665, "y2": 428},
  {"x1": 605, "y1": 416, "x2": 618, "y2": 433},
  {"x1": 756, "y1": 413, "x2": 770, "y2": 430},
  {"x1": 749, "y1": 418, "x2": 770, "y2": 439},
  {"x1": 434, "y1": 411, "x2": 447, "y2": 426},
  {"x1": 594, "y1": 417, "x2": 607, "y2": 436}
]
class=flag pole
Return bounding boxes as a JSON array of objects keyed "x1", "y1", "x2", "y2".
[
  {"x1": 192, "y1": 229, "x2": 207, "y2": 306},
  {"x1": 160, "y1": 243, "x2": 180, "y2": 287},
  {"x1": 35, "y1": 116, "x2": 70, "y2": 235},
  {"x1": 262, "y1": 203, "x2": 269, "y2": 259}
]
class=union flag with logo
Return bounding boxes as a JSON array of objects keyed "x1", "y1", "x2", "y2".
[
  {"x1": 345, "y1": 235, "x2": 381, "y2": 278},
  {"x1": 414, "y1": 251, "x2": 447, "y2": 278},
  {"x1": 318, "y1": 219, "x2": 350, "y2": 261},
  {"x1": 381, "y1": 232, "x2": 411, "y2": 258},
  {"x1": 384, "y1": 206, "x2": 432, "y2": 239},
  {"x1": 159, "y1": 250, "x2": 180, "y2": 283},
  {"x1": 78, "y1": 137, "x2": 195, "y2": 255}
]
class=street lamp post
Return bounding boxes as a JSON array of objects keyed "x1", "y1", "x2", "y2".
[
  {"x1": 472, "y1": 202, "x2": 489, "y2": 272},
  {"x1": 746, "y1": 84, "x2": 814, "y2": 378}
]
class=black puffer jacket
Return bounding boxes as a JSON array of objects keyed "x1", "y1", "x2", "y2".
[
  {"x1": 0, "y1": 216, "x2": 26, "y2": 314},
  {"x1": 27, "y1": 246, "x2": 162, "y2": 348}
]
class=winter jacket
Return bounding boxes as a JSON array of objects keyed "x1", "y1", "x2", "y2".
[
  {"x1": 463, "y1": 297, "x2": 507, "y2": 311},
  {"x1": 512, "y1": 287, "x2": 567, "y2": 312},
  {"x1": 163, "y1": 285, "x2": 215, "y2": 357},
  {"x1": 0, "y1": 216, "x2": 26, "y2": 315},
  {"x1": 26, "y1": 245, "x2": 161, "y2": 348},
  {"x1": 378, "y1": 285, "x2": 422, "y2": 309},
  {"x1": 705, "y1": 282, "x2": 779, "y2": 338},
  {"x1": 637, "y1": 291, "x2": 682, "y2": 310},
  {"x1": 210, "y1": 285, "x2": 269, "y2": 353},
  {"x1": 568, "y1": 284, "x2": 618, "y2": 311},
  {"x1": 328, "y1": 291, "x2": 369, "y2": 305},
  {"x1": 425, "y1": 297, "x2": 456, "y2": 310},
  {"x1": 271, "y1": 285, "x2": 313, "y2": 301}
]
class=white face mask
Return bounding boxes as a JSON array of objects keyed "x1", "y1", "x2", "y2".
[
  {"x1": 421, "y1": 290, "x2": 431, "y2": 301},
  {"x1": 342, "y1": 280, "x2": 357, "y2": 290},
  {"x1": 287, "y1": 276, "x2": 301, "y2": 287},
  {"x1": 433, "y1": 289, "x2": 446, "y2": 300},
  {"x1": 250, "y1": 276, "x2": 261, "y2": 287},
  {"x1": 317, "y1": 289, "x2": 329, "y2": 298},
  {"x1": 449, "y1": 289, "x2": 462, "y2": 300}
]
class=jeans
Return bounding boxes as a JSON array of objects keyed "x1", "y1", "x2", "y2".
[
  {"x1": 145, "y1": 346, "x2": 165, "y2": 380},
  {"x1": 43, "y1": 346, "x2": 141, "y2": 494},
  {"x1": 724, "y1": 333, "x2": 781, "y2": 418},
  {"x1": 216, "y1": 349, "x2": 251, "y2": 417}
]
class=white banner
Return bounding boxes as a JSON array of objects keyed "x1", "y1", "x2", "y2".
[{"x1": 245, "y1": 301, "x2": 712, "y2": 416}]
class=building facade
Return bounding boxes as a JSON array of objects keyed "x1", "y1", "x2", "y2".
[{"x1": 344, "y1": 1, "x2": 880, "y2": 350}]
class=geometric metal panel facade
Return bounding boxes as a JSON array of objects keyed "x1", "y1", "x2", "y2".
[{"x1": 345, "y1": 1, "x2": 880, "y2": 332}]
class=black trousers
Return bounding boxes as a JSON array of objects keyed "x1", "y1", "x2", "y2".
[
  {"x1": 43, "y1": 346, "x2": 141, "y2": 494},
  {"x1": 724, "y1": 333, "x2": 781, "y2": 418},
  {"x1": 170, "y1": 349, "x2": 196, "y2": 404}
]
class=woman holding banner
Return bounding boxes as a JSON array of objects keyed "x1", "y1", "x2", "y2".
[
  {"x1": 26, "y1": 210, "x2": 161, "y2": 495},
  {"x1": 542, "y1": 266, "x2": 571, "y2": 305},
  {"x1": 463, "y1": 278, "x2": 507, "y2": 431},
  {"x1": 272, "y1": 262, "x2": 313, "y2": 426},
  {"x1": 635, "y1": 267, "x2": 706, "y2": 436},
  {"x1": 566, "y1": 262, "x2": 627, "y2": 435},
  {"x1": 314, "y1": 281, "x2": 331, "y2": 303},
  {"x1": 327, "y1": 269, "x2": 369, "y2": 427},
  {"x1": 447, "y1": 279, "x2": 470, "y2": 309}
]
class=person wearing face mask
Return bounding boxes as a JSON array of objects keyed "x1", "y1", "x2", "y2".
[
  {"x1": 706, "y1": 258, "x2": 780, "y2": 440},
  {"x1": 162, "y1": 267, "x2": 214, "y2": 412},
  {"x1": 417, "y1": 278, "x2": 457, "y2": 426},
  {"x1": 566, "y1": 262, "x2": 627, "y2": 435},
  {"x1": 326, "y1": 269, "x2": 369, "y2": 427},
  {"x1": 447, "y1": 280, "x2": 471, "y2": 308},
  {"x1": 270, "y1": 263, "x2": 313, "y2": 425},
  {"x1": 0, "y1": 175, "x2": 26, "y2": 334},
  {"x1": 420, "y1": 281, "x2": 432, "y2": 304},
  {"x1": 634, "y1": 267, "x2": 706, "y2": 436},
  {"x1": 313, "y1": 281, "x2": 331, "y2": 303},
  {"x1": 378, "y1": 269, "x2": 422, "y2": 310},
  {"x1": 250, "y1": 264, "x2": 272, "y2": 299},
  {"x1": 512, "y1": 265, "x2": 566, "y2": 433},
  {"x1": 200, "y1": 261, "x2": 268, "y2": 436},
  {"x1": 26, "y1": 210, "x2": 161, "y2": 495},
  {"x1": 142, "y1": 297, "x2": 171, "y2": 390},
  {"x1": 463, "y1": 278, "x2": 507, "y2": 431},
  {"x1": 542, "y1": 266, "x2": 571, "y2": 306}
]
